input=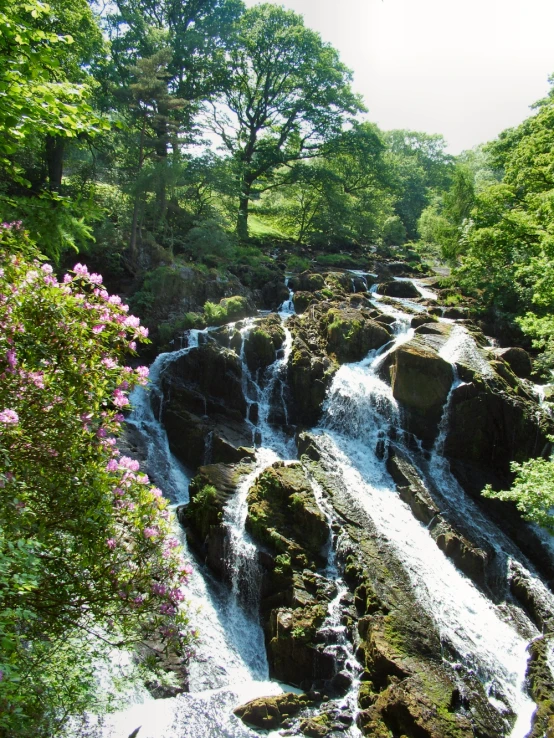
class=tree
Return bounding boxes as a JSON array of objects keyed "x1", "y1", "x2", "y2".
[
  {"x1": 209, "y1": 3, "x2": 363, "y2": 240},
  {"x1": 384, "y1": 130, "x2": 454, "y2": 239},
  {"x1": 0, "y1": 227, "x2": 191, "y2": 737}
]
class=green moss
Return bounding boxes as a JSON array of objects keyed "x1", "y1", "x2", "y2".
[{"x1": 204, "y1": 295, "x2": 252, "y2": 326}]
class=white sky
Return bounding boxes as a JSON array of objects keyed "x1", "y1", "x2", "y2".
[{"x1": 243, "y1": 0, "x2": 554, "y2": 154}]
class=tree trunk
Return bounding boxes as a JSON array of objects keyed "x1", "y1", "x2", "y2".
[
  {"x1": 237, "y1": 179, "x2": 252, "y2": 241},
  {"x1": 45, "y1": 135, "x2": 65, "y2": 193}
]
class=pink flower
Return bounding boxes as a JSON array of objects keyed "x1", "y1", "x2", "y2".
[
  {"x1": 151, "y1": 582, "x2": 167, "y2": 596},
  {"x1": 106, "y1": 459, "x2": 118, "y2": 472},
  {"x1": 119, "y1": 456, "x2": 140, "y2": 472},
  {"x1": 41, "y1": 263, "x2": 53, "y2": 275},
  {"x1": 92, "y1": 324, "x2": 105, "y2": 334},
  {"x1": 108, "y1": 294, "x2": 121, "y2": 305},
  {"x1": 106, "y1": 538, "x2": 117, "y2": 549},
  {"x1": 137, "y1": 326, "x2": 149, "y2": 338},
  {"x1": 143, "y1": 526, "x2": 158, "y2": 539},
  {"x1": 151, "y1": 487, "x2": 162, "y2": 498},
  {"x1": 101, "y1": 357, "x2": 117, "y2": 369},
  {"x1": 124, "y1": 315, "x2": 140, "y2": 329},
  {"x1": 0, "y1": 409, "x2": 18, "y2": 425},
  {"x1": 89, "y1": 273, "x2": 103, "y2": 285},
  {"x1": 73, "y1": 263, "x2": 89, "y2": 277},
  {"x1": 113, "y1": 389, "x2": 129, "y2": 408},
  {"x1": 129, "y1": 341, "x2": 137, "y2": 351},
  {"x1": 136, "y1": 473, "x2": 149, "y2": 485}
]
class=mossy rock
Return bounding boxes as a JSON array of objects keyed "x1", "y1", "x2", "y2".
[
  {"x1": 246, "y1": 462, "x2": 328, "y2": 563},
  {"x1": 379, "y1": 280, "x2": 420, "y2": 298},
  {"x1": 234, "y1": 692, "x2": 309, "y2": 729},
  {"x1": 244, "y1": 327, "x2": 276, "y2": 371},
  {"x1": 294, "y1": 290, "x2": 316, "y2": 314},
  {"x1": 326, "y1": 308, "x2": 391, "y2": 364}
]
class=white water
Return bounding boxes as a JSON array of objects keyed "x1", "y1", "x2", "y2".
[
  {"x1": 69, "y1": 275, "x2": 554, "y2": 738},
  {"x1": 316, "y1": 318, "x2": 540, "y2": 737}
]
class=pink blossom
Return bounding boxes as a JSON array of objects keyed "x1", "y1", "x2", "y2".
[
  {"x1": 119, "y1": 456, "x2": 140, "y2": 472},
  {"x1": 151, "y1": 582, "x2": 167, "y2": 596},
  {"x1": 73, "y1": 263, "x2": 89, "y2": 277},
  {"x1": 97, "y1": 428, "x2": 107, "y2": 438},
  {"x1": 108, "y1": 294, "x2": 121, "y2": 305},
  {"x1": 92, "y1": 324, "x2": 105, "y2": 334},
  {"x1": 41, "y1": 263, "x2": 53, "y2": 275},
  {"x1": 113, "y1": 389, "x2": 129, "y2": 408},
  {"x1": 99, "y1": 289, "x2": 109, "y2": 301},
  {"x1": 124, "y1": 315, "x2": 140, "y2": 329},
  {"x1": 137, "y1": 326, "x2": 149, "y2": 338},
  {"x1": 89, "y1": 273, "x2": 103, "y2": 285},
  {"x1": 106, "y1": 459, "x2": 118, "y2": 472},
  {"x1": 136, "y1": 473, "x2": 149, "y2": 485},
  {"x1": 114, "y1": 413, "x2": 125, "y2": 422},
  {"x1": 106, "y1": 538, "x2": 117, "y2": 549},
  {"x1": 129, "y1": 341, "x2": 137, "y2": 351},
  {"x1": 169, "y1": 587, "x2": 185, "y2": 602},
  {"x1": 101, "y1": 357, "x2": 117, "y2": 369},
  {"x1": 0, "y1": 409, "x2": 18, "y2": 425},
  {"x1": 166, "y1": 537, "x2": 179, "y2": 549},
  {"x1": 151, "y1": 487, "x2": 162, "y2": 498},
  {"x1": 143, "y1": 526, "x2": 158, "y2": 539}
]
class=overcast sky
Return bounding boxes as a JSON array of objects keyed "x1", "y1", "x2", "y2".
[{"x1": 243, "y1": 0, "x2": 554, "y2": 154}]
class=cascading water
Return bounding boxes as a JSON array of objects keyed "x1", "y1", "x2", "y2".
[
  {"x1": 68, "y1": 275, "x2": 554, "y2": 738},
  {"x1": 312, "y1": 300, "x2": 550, "y2": 738}
]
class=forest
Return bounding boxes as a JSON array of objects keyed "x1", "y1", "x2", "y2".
[{"x1": 1, "y1": 0, "x2": 554, "y2": 736}]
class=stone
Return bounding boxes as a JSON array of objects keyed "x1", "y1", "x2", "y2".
[
  {"x1": 234, "y1": 692, "x2": 308, "y2": 729},
  {"x1": 294, "y1": 291, "x2": 316, "y2": 314},
  {"x1": 326, "y1": 308, "x2": 391, "y2": 364},
  {"x1": 385, "y1": 339, "x2": 453, "y2": 443},
  {"x1": 411, "y1": 313, "x2": 439, "y2": 328},
  {"x1": 492, "y1": 346, "x2": 532, "y2": 378},
  {"x1": 378, "y1": 280, "x2": 420, "y2": 299},
  {"x1": 331, "y1": 670, "x2": 353, "y2": 694}
]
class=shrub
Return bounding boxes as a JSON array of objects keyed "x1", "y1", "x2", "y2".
[{"x1": 0, "y1": 226, "x2": 192, "y2": 737}]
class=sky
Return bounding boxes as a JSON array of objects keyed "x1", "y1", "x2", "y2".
[{"x1": 243, "y1": 0, "x2": 554, "y2": 154}]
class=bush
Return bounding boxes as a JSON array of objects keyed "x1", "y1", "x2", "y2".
[
  {"x1": 203, "y1": 295, "x2": 252, "y2": 326},
  {"x1": 0, "y1": 226, "x2": 192, "y2": 737},
  {"x1": 287, "y1": 255, "x2": 311, "y2": 272}
]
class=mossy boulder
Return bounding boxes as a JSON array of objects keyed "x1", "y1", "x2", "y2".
[
  {"x1": 386, "y1": 340, "x2": 453, "y2": 442},
  {"x1": 378, "y1": 280, "x2": 420, "y2": 298},
  {"x1": 293, "y1": 290, "x2": 316, "y2": 314},
  {"x1": 234, "y1": 692, "x2": 309, "y2": 729},
  {"x1": 492, "y1": 346, "x2": 532, "y2": 379},
  {"x1": 411, "y1": 313, "x2": 439, "y2": 329},
  {"x1": 288, "y1": 336, "x2": 338, "y2": 426},
  {"x1": 326, "y1": 308, "x2": 391, "y2": 364},
  {"x1": 246, "y1": 462, "x2": 328, "y2": 565},
  {"x1": 267, "y1": 605, "x2": 334, "y2": 685},
  {"x1": 289, "y1": 271, "x2": 326, "y2": 293},
  {"x1": 244, "y1": 328, "x2": 276, "y2": 371}
]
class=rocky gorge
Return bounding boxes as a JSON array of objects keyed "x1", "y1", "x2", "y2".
[{"x1": 82, "y1": 261, "x2": 554, "y2": 738}]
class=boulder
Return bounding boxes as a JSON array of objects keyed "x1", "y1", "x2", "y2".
[
  {"x1": 378, "y1": 280, "x2": 420, "y2": 299},
  {"x1": 294, "y1": 291, "x2": 316, "y2": 314},
  {"x1": 326, "y1": 308, "x2": 391, "y2": 364},
  {"x1": 234, "y1": 692, "x2": 308, "y2": 729},
  {"x1": 411, "y1": 313, "x2": 439, "y2": 329},
  {"x1": 492, "y1": 346, "x2": 532, "y2": 379},
  {"x1": 288, "y1": 336, "x2": 338, "y2": 426},
  {"x1": 246, "y1": 462, "x2": 329, "y2": 564},
  {"x1": 261, "y1": 279, "x2": 290, "y2": 310},
  {"x1": 385, "y1": 340, "x2": 453, "y2": 443},
  {"x1": 290, "y1": 271, "x2": 326, "y2": 293}
]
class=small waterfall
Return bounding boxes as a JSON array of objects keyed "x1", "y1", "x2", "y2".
[{"x1": 278, "y1": 277, "x2": 295, "y2": 314}]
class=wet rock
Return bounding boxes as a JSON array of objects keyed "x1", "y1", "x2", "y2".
[
  {"x1": 385, "y1": 339, "x2": 453, "y2": 443},
  {"x1": 331, "y1": 670, "x2": 352, "y2": 694},
  {"x1": 325, "y1": 308, "x2": 391, "y2": 364},
  {"x1": 294, "y1": 291, "x2": 317, "y2": 314},
  {"x1": 262, "y1": 279, "x2": 290, "y2": 310},
  {"x1": 234, "y1": 692, "x2": 308, "y2": 729},
  {"x1": 444, "y1": 376, "x2": 552, "y2": 480},
  {"x1": 244, "y1": 313, "x2": 286, "y2": 371},
  {"x1": 300, "y1": 717, "x2": 331, "y2": 736},
  {"x1": 492, "y1": 346, "x2": 532, "y2": 379},
  {"x1": 378, "y1": 280, "x2": 420, "y2": 298},
  {"x1": 443, "y1": 306, "x2": 468, "y2": 320},
  {"x1": 288, "y1": 336, "x2": 338, "y2": 426},
  {"x1": 526, "y1": 636, "x2": 554, "y2": 738},
  {"x1": 268, "y1": 606, "x2": 335, "y2": 685},
  {"x1": 411, "y1": 313, "x2": 439, "y2": 328},
  {"x1": 289, "y1": 271, "x2": 326, "y2": 293},
  {"x1": 387, "y1": 451, "x2": 439, "y2": 526},
  {"x1": 246, "y1": 462, "x2": 329, "y2": 564}
]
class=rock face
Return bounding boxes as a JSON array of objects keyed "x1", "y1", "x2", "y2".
[
  {"x1": 288, "y1": 334, "x2": 338, "y2": 426},
  {"x1": 160, "y1": 342, "x2": 253, "y2": 467},
  {"x1": 243, "y1": 314, "x2": 285, "y2": 372}
]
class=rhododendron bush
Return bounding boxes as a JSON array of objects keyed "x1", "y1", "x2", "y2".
[{"x1": 0, "y1": 227, "x2": 191, "y2": 737}]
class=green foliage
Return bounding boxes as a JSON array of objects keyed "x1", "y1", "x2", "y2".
[
  {"x1": 203, "y1": 295, "x2": 251, "y2": 326},
  {"x1": 210, "y1": 3, "x2": 364, "y2": 239},
  {"x1": 483, "y1": 454, "x2": 554, "y2": 532},
  {"x1": 382, "y1": 215, "x2": 407, "y2": 246},
  {"x1": 182, "y1": 218, "x2": 233, "y2": 265},
  {"x1": 315, "y1": 253, "x2": 360, "y2": 268},
  {"x1": 0, "y1": 229, "x2": 191, "y2": 736},
  {"x1": 287, "y1": 255, "x2": 311, "y2": 272}
]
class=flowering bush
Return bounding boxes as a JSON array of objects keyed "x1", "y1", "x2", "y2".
[{"x1": 0, "y1": 225, "x2": 191, "y2": 737}]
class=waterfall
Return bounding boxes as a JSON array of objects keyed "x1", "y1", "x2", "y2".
[
  {"x1": 66, "y1": 276, "x2": 554, "y2": 738},
  {"x1": 315, "y1": 319, "x2": 546, "y2": 738}
]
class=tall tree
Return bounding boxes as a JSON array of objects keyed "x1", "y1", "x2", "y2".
[{"x1": 209, "y1": 3, "x2": 363, "y2": 240}]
